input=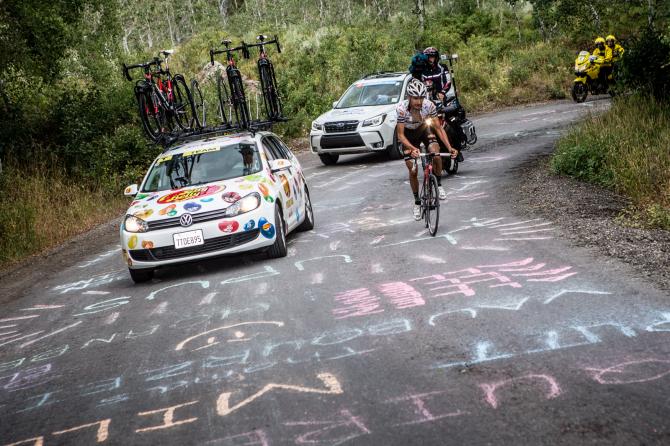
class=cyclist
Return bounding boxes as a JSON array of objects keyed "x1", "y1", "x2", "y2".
[
  {"x1": 421, "y1": 47, "x2": 451, "y2": 102},
  {"x1": 397, "y1": 78, "x2": 458, "y2": 220}
]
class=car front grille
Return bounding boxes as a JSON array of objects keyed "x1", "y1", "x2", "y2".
[
  {"x1": 320, "y1": 134, "x2": 366, "y2": 149},
  {"x1": 324, "y1": 120, "x2": 359, "y2": 133},
  {"x1": 129, "y1": 229, "x2": 261, "y2": 261},
  {"x1": 147, "y1": 208, "x2": 231, "y2": 231}
]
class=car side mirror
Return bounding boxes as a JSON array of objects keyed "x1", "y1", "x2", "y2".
[
  {"x1": 124, "y1": 184, "x2": 138, "y2": 197},
  {"x1": 332, "y1": 101, "x2": 338, "y2": 108},
  {"x1": 269, "y1": 159, "x2": 292, "y2": 173}
]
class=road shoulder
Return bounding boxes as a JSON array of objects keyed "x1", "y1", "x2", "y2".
[{"x1": 507, "y1": 154, "x2": 670, "y2": 292}]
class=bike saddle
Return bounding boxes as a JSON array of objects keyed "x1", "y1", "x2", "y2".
[
  {"x1": 257, "y1": 35, "x2": 268, "y2": 41},
  {"x1": 221, "y1": 39, "x2": 233, "y2": 46},
  {"x1": 161, "y1": 50, "x2": 174, "y2": 56}
]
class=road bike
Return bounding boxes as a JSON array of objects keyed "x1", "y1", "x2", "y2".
[
  {"x1": 244, "y1": 35, "x2": 285, "y2": 121},
  {"x1": 413, "y1": 152, "x2": 450, "y2": 236},
  {"x1": 210, "y1": 40, "x2": 251, "y2": 128},
  {"x1": 123, "y1": 50, "x2": 199, "y2": 141}
]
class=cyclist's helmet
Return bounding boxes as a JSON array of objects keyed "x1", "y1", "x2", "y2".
[
  {"x1": 423, "y1": 47, "x2": 439, "y2": 60},
  {"x1": 407, "y1": 78, "x2": 427, "y2": 98}
]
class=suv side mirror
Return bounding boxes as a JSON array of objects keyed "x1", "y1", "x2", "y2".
[
  {"x1": 268, "y1": 159, "x2": 292, "y2": 173},
  {"x1": 332, "y1": 101, "x2": 338, "y2": 108},
  {"x1": 124, "y1": 184, "x2": 138, "y2": 197}
]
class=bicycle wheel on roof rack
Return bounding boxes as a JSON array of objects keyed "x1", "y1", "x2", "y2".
[
  {"x1": 171, "y1": 74, "x2": 197, "y2": 130},
  {"x1": 229, "y1": 72, "x2": 251, "y2": 128},
  {"x1": 137, "y1": 87, "x2": 166, "y2": 142},
  {"x1": 216, "y1": 73, "x2": 231, "y2": 126},
  {"x1": 190, "y1": 79, "x2": 205, "y2": 128}
]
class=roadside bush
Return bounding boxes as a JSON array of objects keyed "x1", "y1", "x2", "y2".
[
  {"x1": 618, "y1": 27, "x2": 670, "y2": 101},
  {"x1": 552, "y1": 94, "x2": 670, "y2": 229}
]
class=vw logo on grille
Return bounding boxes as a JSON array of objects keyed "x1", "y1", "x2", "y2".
[{"x1": 180, "y1": 213, "x2": 193, "y2": 227}]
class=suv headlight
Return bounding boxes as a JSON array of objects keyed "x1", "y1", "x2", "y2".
[
  {"x1": 124, "y1": 215, "x2": 148, "y2": 233},
  {"x1": 311, "y1": 121, "x2": 323, "y2": 131},
  {"x1": 224, "y1": 193, "x2": 261, "y2": 217},
  {"x1": 362, "y1": 114, "x2": 386, "y2": 127}
]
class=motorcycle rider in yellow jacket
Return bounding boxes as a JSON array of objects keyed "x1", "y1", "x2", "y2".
[
  {"x1": 606, "y1": 35, "x2": 625, "y2": 63},
  {"x1": 592, "y1": 37, "x2": 613, "y2": 84}
]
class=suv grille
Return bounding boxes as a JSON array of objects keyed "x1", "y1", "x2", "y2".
[
  {"x1": 129, "y1": 229, "x2": 260, "y2": 261},
  {"x1": 324, "y1": 121, "x2": 359, "y2": 133}
]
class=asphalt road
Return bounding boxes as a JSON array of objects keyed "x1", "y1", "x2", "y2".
[{"x1": 3, "y1": 97, "x2": 670, "y2": 446}]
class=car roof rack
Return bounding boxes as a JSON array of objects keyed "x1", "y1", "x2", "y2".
[
  {"x1": 156, "y1": 118, "x2": 286, "y2": 152},
  {"x1": 362, "y1": 71, "x2": 406, "y2": 79}
]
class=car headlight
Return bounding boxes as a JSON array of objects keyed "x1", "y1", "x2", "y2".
[
  {"x1": 124, "y1": 215, "x2": 148, "y2": 233},
  {"x1": 225, "y1": 193, "x2": 261, "y2": 217},
  {"x1": 311, "y1": 121, "x2": 323, "y2": 131},
  {"x1": 362, "y1": 114, "x2": 386, "y2": 127}
]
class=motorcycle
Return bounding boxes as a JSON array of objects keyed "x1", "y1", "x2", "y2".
[
  {"x1": 571, "y1": 50, "x2": 612, "y2": 103},
  {"x1": 426, "y1": 54, "x2": 477, "y2": 175}
]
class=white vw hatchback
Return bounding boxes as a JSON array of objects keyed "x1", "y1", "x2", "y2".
[{"x1": 120, "y1": 131, "x2": 314, "y2": 283}]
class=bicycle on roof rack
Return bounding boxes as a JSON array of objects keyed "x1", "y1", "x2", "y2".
[
  {"x1": 210, "y1": 39, "x2": 251, "y2": 129},
  {"x1": 243, "y1": 35, "x2": 286, "y2": 122},
  {"x1": 123, "y1": 50, "x2": 199, "y2": 142}
]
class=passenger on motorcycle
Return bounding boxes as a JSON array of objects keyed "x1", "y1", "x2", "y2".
[
  {"x1": 396, "y1": 79, "x2": 457, "y2": 220},
  {"x1": 592, "y1": 37, "x2": 613, "y2": 85},
  {"x1": 421, "y1": 47, "x2": 451, "y2": 102},
  {"x1": 606, "y1": 35, "x2": 625, "y2": 63}
]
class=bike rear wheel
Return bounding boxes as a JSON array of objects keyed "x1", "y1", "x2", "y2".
[
  {"x1": 259, "y1": 62, "x2": 283, "y2": 120},
  {"x1": 190, "y1": 79, "x2": 205, "y2": 128},
  {"x1": 138, "y1": 88, "x2": 165, "y2": 142},
  {"x1": 216, "y1": 73, "x2": 230, "y2": 125},
  {"x1": 228, "y1": 70, "x2": 251, "y2": 128},
  {"x1": 171, "y1": 75, "x2": 197, "y2": 130},
  {"x1": 424, "y1": 174, "x2": 440, "y2": 236}
]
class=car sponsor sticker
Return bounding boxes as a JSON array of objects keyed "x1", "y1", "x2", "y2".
[
  {"x1": 182, "y1": 145, "x2": 220, "y2": 157},
  {"x1": 157, "y1": 185, "x2": 222, "y2": 204},
  {"x1": 156, "y1": 155, "x2": 173, "y2": 164}
]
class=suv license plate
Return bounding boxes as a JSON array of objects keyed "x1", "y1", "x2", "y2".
[{"x1": 173, "y1": 230, "x2": 204, "y2": 249}]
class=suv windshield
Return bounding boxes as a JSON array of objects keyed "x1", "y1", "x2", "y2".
[
  {"x1": 336, "y1": 80, "x2": 403, "y2": 108},
  {"x1": 142, "y1": 142, "x2": 261, "y2": 192}
]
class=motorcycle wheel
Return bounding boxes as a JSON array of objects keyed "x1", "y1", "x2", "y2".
[{"x1": 571, "y1": 82, "x2": 588, "y2": 103}]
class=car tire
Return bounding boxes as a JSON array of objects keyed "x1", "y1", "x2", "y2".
[
  {"x1": 319, "y1": 153, "x2": 339, "y2": 166},
  {"x1": 129, "y1": 268, "x2": 154, "y2": 283},
  {"x1": 266, "y1": 205, "x2": 288, "y2": 258},
  {"x1": 387, "y1": 130, "x2": 402, "y2": 160},
  {"x1": 297, "y1": 185, "x2": 315, "y2": 231}
]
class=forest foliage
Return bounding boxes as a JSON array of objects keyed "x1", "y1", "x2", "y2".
[{"x1": 0, "y1": 0, "x2": 668, "y2": 265}]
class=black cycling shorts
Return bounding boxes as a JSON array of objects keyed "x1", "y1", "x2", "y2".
[{"x1": 402, "y1": 125, "x2": 437, "y2": 161}]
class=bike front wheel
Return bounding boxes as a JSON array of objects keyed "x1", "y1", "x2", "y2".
[
  {"x1": 171, "y1": 75, "x2": 197, "y2": 130},
  {"x1": 425, "y1": 174, "x2": 440, "y2": 236},
  {"x1": 138, "y1": 88, "x2": 165, "y2": 141},
  {"x1": 259, "y1": 62, "x2": 283, "y2": 120}
]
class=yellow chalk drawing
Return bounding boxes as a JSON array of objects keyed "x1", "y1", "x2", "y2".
[
  {"x1": 175, "y1": 321, "x2": 284, "y2": 352},
  {"x1": 216, "y1": 372, "x2": 343, "y2": 417}
]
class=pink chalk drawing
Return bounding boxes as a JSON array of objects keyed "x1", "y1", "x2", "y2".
[
  {"x1": 284, "y1": 409, "x2": 371, "y2": 445},
  {"x1": 384, "y1": 391, "x2": 468, "y2": 426},
  {"x1": 377, "y1": 282, "x2": 425, "y2": 309},
  {"x1": 479, "y1": 374, "x2": 562, "y2": 409},
  {"x1": 410, "y1": 257, "x2": 577, "y2": 297},
  {"x1": 332, "y1": 283, "x2": 425, "y2": 318},
  {"x1": 332, "y1": 289, "x2": 383, "y2": 319},
  {"x1": 208, "y1": 430, "x2": 270, "y2": 446},
  {"x1": 584, "y1": 358, "x2": 670, "y2": 385}
]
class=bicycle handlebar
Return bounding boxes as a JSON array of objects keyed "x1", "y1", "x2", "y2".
[
  {"x1": 210, "y1": 43, "x2": 249, "y2": 66},
  {"x1": 122, "y1": 58, "x2": 163, "y2": 81},
  {"x1": 244, "y1": 35, "x2": 281, "y2": 56}
]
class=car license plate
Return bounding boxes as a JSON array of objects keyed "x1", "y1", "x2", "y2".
[{"x1": 173, "y1": 230, "x2": 204, "y2": 249}]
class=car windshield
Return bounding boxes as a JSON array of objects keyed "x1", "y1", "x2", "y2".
[
  {"x1": 142, "y1": 142, "x2": 261, "y2": 192},
  {"x1": 336, "y1": 80, "x2": 403, "y2": 108}
]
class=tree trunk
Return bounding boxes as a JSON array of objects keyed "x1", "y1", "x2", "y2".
[
  {"x1": 414, "y1": 0, "x2": 425, "y2": 38},
  {"x1": 648, "y1": 0, "x2": 655, "y2": 27}
]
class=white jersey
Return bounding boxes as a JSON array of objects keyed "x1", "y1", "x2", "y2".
[{"x1": 396, "y1": 99, "x2": 437, "y2": 130}]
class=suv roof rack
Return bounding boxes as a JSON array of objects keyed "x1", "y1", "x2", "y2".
[{"x1": 362, "y1": 71, "x2": 406, "y2": 79}]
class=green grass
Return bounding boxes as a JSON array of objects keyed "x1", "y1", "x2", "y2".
[
  {"x1": 552, "y1": 94, "x2": 670, "y2": 230},
  {"x1": 0, "y1": 164, "x2": 129, "y2": 269}
]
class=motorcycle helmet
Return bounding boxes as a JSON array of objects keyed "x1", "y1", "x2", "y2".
[
  {"x1": 606, "y1": 34, "x2": 616, "y2": 46},
  {"x1": 423, "y1": 47, "x2": 440, "y2": 60},
  {"x1": 595, "y1": 37, "x2": 606, "y2": 45},
  {"x1": 406, "y1": 78, "x2": 427, "y2": 98}
]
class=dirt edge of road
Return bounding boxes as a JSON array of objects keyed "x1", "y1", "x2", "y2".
[
  {"x1": 0, "y1": 218, "x2": 122, "y2": 305},
  {"x1": 507, "y1": 154, "x2": 670, "y2": 292}
]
